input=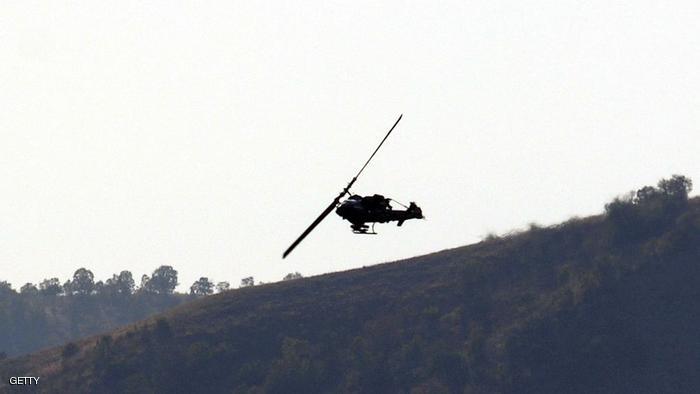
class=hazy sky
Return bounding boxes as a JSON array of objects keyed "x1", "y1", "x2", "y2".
[{"x1": 2, "y1": 1, "x2": 699, "y2": 290}]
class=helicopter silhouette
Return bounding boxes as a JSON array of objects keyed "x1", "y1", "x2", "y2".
[{"x1": 283, "y1": 114, "x2": 424, "y2": 259}]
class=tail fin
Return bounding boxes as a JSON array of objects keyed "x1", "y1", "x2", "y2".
[{"x1": 408, "y1": 202, "x2": 423, "y2": 219}]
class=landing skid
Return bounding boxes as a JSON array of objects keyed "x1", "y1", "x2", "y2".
[{"x1": 351, "y1": 223, "x2": 378, "y2": 235}]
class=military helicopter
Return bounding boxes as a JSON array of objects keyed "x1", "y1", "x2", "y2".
[{"x1": 282, "y1": 114, "x2": 424, "y2": 259}]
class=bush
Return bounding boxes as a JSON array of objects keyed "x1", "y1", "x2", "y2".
[
  {"x1": 605, "y1": 175, "x2": 693, "y2": 242},
  {"x1": 154, "y1": 318, "x2": 172, "y2": 341},
  {"x1": 62, "y1": 342, "x2": 79, "y2": 359}
]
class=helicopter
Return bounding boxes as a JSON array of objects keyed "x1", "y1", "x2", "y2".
[{"x1": 282, "y1": 114, "x2": 424, "y2": 259}]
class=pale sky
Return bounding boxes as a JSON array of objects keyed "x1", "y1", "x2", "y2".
[{"x1": 2, "y1": 1, "x2": 699, "y2": 290}]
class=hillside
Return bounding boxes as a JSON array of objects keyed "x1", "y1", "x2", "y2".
[{"x1": 1, "y1": 180, "x2": 699, "y2": 393}]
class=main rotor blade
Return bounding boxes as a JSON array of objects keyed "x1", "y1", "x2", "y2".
[
  {"x1": 283, "y1": 114, "x2": 403, "y2": 259},
  {"x1": 282, "y1": 197, "x2": 340, "y2": 259},
  {"x1": 353, "y1": 114, "x2": 403, "y2": 180}
]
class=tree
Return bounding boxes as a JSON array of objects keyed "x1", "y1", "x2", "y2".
[
  {"x1": 39, "y1": 278, "x2": 63, "y2": 296},
  {"x1": 70, "y1": 268, "x2": 95, "y2": 295},
  {"x1": 62, "y1": 280, "x2": 73, "y2": 296},
  {"x1": 605, "y1": 176, "x2": 695, "y2": 247},
  {"x1": 106, "y1": 270, "x2": 135, "y2": 295},
  {"x1": 658, "y1": 175, "x2": 692, "y2": 201},
  {"x1": 117, "y1": 270, "x2": 136, "y2": 295},
  {"x1": 144, "y1": 266, "x2": 178, "y2": 294},
  {"x1": 0, "y1": 281, "x2": 14, "y2": 297},
  {"x1": 216, "y1": 281, "x2": 230, "y2": 293},
  {"x1": 240, "y1": 277, "x2": 255, "y2": 287},
  {"x1": 634, "y1": 186, "x2": 659, "y2": 205},
  {"x1": 20, "y1": 283, "x2": 39, "y2": 296},
  {"x1": 94, "y1": 280, "x2": 105, "y2": 295},
  {"x1": 283, "y1": 272, "x2": 303, "y2": 281},
  {"x1": 264, "y1": 337, "x2": 322, "y2": 392},
  {"x1": 190, "y1": 277, "x2": 214, "y2": 296},
  {"x1": 139, "y1": 274, "x2": 150, "y2": 292}
]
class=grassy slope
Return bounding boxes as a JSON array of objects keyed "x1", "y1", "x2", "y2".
[{"x1": 2, "y1": 198, "x2": 699, "y2": 393}]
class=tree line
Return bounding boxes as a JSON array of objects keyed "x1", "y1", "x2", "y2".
[
  {"x1": 1, "y1": 266, "x2": 304, "y2": 299},
  {"x1": 0, "y1": 267, "x2": 304, "y2": 358}
]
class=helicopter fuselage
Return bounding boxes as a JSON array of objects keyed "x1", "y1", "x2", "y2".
[
  {"x1": 282, "y1": 114, "x2": 421, "y2": 258},
  {"x1": 336, "y1": 194, "x2": 423, "y2": 233}
]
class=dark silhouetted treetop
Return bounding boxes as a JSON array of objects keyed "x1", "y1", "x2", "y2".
[
  {"x1": 142, "y1": 265, "x2": 179, "y2": 295},
  {"x1": 94, "y1": 280, "x2": 105, "y2": 295},
  {"x1": 105, "y1": 270, "x2": 135, "y2": 296},
  {"x1": 605, "y1": 175, "x2": 694, "y2": 242},
  {"x1": 68, "y1": 268, "x2": 95, "y2": 296},
  {"x1": 631, "y1": 174, "x2": 693, "y2": 207},
  {"x1": 0, "y1": 281, "x2": 14, "y2": 297},
  {"x1": 283, "y1": 272, "x2": 303, "y2": 281},
  {"x1": 39, "y1": 278, "x2": 63, "y2": 296},
  {"x1": 117, "y1": 270, "x2": 136, "y2": 294},
  {"x1": 658, "y1": 174, "x2": 693, "y2": 200},
  {"x1": 240, "y1": 276, "x2": 255, "y2": 287},
  {"x1": 62, "y1": 280, "x2": 72, "y2": 296},
  {"x1": 139, "y1": 274, "x2": 150, "y2": 292},
  {"x1": 19, "y1": 283, "x2": 38, "y2": 296},
  {"x1": 190, "y1": 277, "x2": 214, "y2": 296},
  {"x1": 216, "y1": 281, "x2": 230, "y2": 293}
]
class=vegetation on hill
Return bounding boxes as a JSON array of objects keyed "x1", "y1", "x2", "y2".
[
  {"x1": 0, "y1": 260, "x2": 294, "y2": 358},
  {"x1": 1, "y1": 175, "x2": 698, "y2": 393},
  {"x1": 0, "y1": 265, "x2": 196, "y2": 358}
]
